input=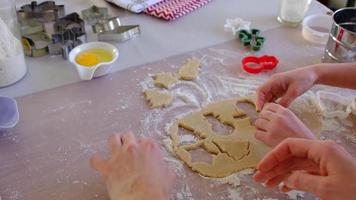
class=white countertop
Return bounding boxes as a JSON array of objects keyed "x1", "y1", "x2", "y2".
[{"x1": 0, "y1": 0, "x2": 329, "y2": 97}]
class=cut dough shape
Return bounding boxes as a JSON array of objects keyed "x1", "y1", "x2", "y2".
[
  {"x1": 153, "y1": 72, "x2": 178, "y2": 89},
  {"x1": 144, "y1": 90, "x2": 173, "y2": 108},
  {"x1": 169, "y1": 97, "x2": 322, "y2": 177},
  {"x1": 213, "y1": 139, "x2": 250, "y2": 160},
  {"x1": 178, "y1": 58, "x2": 201, "y2": 80},
  {"x1": 168, "y1": 98, "x2": 271, "y2": 178}
]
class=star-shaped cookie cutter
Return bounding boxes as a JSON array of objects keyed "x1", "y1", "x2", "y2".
[
  {"x1": 17, "y1": 1, "x2": 65, "y2": 23},
  {"x1": 238, "y1": 29, "x2": 265, "y2": 51}
]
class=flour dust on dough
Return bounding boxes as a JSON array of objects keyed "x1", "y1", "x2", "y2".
[
  {"x1": 178, "y1": 58, "x2": 201, "y2": 81},
  {"x1": 168, "y1": 97, "x2": 271, "y2": 178},
  {"x1": 144, "y1": 90, "x2": 173, "y2": 108}
]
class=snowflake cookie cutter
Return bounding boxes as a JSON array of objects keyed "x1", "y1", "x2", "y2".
[{"x1": 238, "y1": 29, "x2": 265, "y2": 51}]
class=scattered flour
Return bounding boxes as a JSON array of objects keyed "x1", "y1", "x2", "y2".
[
  {"x1": 138, "y1": 54, "x2": 354, "y2": 200},
  {"x1": 227, "y1": 188, "x2": 243, "y2": 200}
]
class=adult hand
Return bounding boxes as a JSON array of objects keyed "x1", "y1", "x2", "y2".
[
  {"x1": 256, "y1": 66, "x2": 318, "y2": 110},
  {"x1": 90, "y1": 132, "x2": 175, "y2": 200},
  {"x1": 253, "y1": 138, "x2": 356, "y2": 200},
  {"x1": 254, "y1": 103, "x2": 316, "y2": 147}
]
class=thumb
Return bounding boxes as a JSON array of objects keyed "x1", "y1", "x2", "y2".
[
  {"x1": 284, "y1": 170, "x2": 323, "y2": 194},
  {"x1": 90, "y1": 154, "x2": 108, "y2": 178},
  {"x1": 279, "y1": 87, "x2": 299, "y2": 107}
]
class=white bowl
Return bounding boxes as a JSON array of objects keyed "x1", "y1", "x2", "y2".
[
  {"x1": 302, "y1": 14, "x2": 333, "y2": 45},
  {"x1": 69, "y1": 42, "x2": 119, "y2": 80}
]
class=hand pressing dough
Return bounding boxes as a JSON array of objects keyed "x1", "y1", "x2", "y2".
[
  {"x1": 144, "y1": 90, "x2": 173, "y2": 108},
  {"x1": 168, "y1": 98, "x2": 271, "y2": 178},
  {"x1": 178, "y1": 58, "x2": 201, "y2": 80},
  {"x1": 153, "y1": 72, "x2": 178, "y2": 89}
]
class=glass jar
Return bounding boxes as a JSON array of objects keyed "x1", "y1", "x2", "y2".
[
  {"x1": 0, "y1": 0, "x2": 27, "y2": 87},
  {"x1": 277, "y1": 0, "x2": 312, "y2": 26}
]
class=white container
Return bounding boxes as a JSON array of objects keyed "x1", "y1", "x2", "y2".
[
  {"x1": 69, "y1": 42, "x2": 119, "y2": 80},
  {"x1": 302, "y1": 14, "x2": 333, "y2": 44},
  {"x1": 0, "y1": 0, "x2": 27, "y2": 87},
  {"x1": 278, "y1": 0, "x2": 312, "y2": 26}
]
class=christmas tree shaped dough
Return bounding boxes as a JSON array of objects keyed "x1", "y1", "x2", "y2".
[
  {"x1": 144, "y1": 90, "x2": 173, "y2": 108},
  {"x1": 178, "y1": 58, "x2": 201, "y2": 80}
]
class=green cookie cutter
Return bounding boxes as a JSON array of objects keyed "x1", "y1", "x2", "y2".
[{"x1": 238, "y1": 29, "x2": 265, "y2": 51}]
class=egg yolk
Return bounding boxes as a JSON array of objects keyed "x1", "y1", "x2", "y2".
[{"x1": 75, "y1": 49, "x2": 113, "y2": 67}]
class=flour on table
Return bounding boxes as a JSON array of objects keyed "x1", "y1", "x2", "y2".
[
  {"x1": 137, "y1": 54, "x2": 348, "y2": 199},
  {"x1": 153, "y1": 72, "x2": 178, "y2": 89}
]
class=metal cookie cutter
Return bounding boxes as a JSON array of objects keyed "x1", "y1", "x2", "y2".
[
  {"x1": 98, "y1": 25, "x2": 141, "y2": 42},
  {"x1": 54, "y1": 13, "x2": 86, "y2": 39},
  {"x1": 19, "y1": 19, "x2": 45, "y2": 36},
  {"x1": 22, "y1": 32, "x2": 51, "y2": 57},
  {"x1": 92, "y1": 17, "x2": 122, "y2": 33},
  {"x1": 17, "y1": 1, "x2": 65, "y2": 23},
  {"x1": 241, "y1": 55, "x2": 279, "y2": 74},
  {"x1": 49, "y1": 13, "x2": 86, "y2": 59},
  {"x1": 48, "y1": 36, "x2": 83, "y2": 59},
  {"x1": 238, "y1": 29, "x2": 265, "y2": 51},
  {"x1": 81, "y1": 5, "x2": 109, "y2": 26}
]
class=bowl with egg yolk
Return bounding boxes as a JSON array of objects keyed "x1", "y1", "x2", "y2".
[{"x1": 69, "y1": 42, "x2": 119, "y2": 80}]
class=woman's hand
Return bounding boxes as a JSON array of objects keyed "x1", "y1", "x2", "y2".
[
  {"x1": 90, "y1": 132, "x2": 175, "y2": 200},
  {"x1": 254, "y1": 138, "x2": 356, "y2": 200},
  {"x1": 256, "y1": 66, "x2": 318, "y2": 110},
  {"x1": 254, "y1": 103, "x2": 315, "y2": 147}
]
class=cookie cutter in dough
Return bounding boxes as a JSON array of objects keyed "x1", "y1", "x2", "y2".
[
  {"x1": 98, "y1": 25, "x2": 141, "y2": 42},
  {"x1": 17, "y1": 1, "x2": 65, "y2": 23},
  {"x1": 81, "y1": 5, "x2": 109, "y2": 26},
  {"x1": 22, "y1": 32, "x2": 51, "y2": 57},
  {"x1": 49, "y1": 13, "x2": 86, "y2": 59},
  {"x1": 0, "y1": 96, "x2": 19, "y2": 129},
  {"x1": 238, "y1": 29, "x2": 265, "y2": 51}
]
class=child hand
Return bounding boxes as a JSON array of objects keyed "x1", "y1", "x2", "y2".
[
  {"x1": 90, "y1": 132, "x2": 175, "y2": 200},
  {"x1": 254, "y1": 103, "x2": 315, "y2": 147},
  {"x1": 253, "y1": 138, "x2": 356, "y2": 200},
  {"x1": 256, "y1": 67, "x2": 318, "y2": 110}
]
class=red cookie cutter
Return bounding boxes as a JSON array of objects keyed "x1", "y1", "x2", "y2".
[{"x1": 241, "y1": 55, "x2": 279, "y2": 74}]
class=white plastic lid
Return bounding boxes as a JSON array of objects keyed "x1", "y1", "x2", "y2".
[{"x1": 302, "y1": 14, "x2": 333, "y2": 45}]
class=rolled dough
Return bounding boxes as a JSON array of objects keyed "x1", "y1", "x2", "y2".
[
  {"x1": 153, "y1": 72, "x2": 178, "y2": 89},
  {"x1": 168, "y1": 98, "x2": 271, "y2": 178},
  {"x1": 144, "y1": 90, "x2": 173, "y2": 108},
  {"x1": 178, "y1": 58, "x2": 201, "y2": 80}
]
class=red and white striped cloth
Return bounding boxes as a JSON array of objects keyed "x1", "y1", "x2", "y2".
[{"x1": 144, "y1": 0, "x2": 212, "y2": 21}]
